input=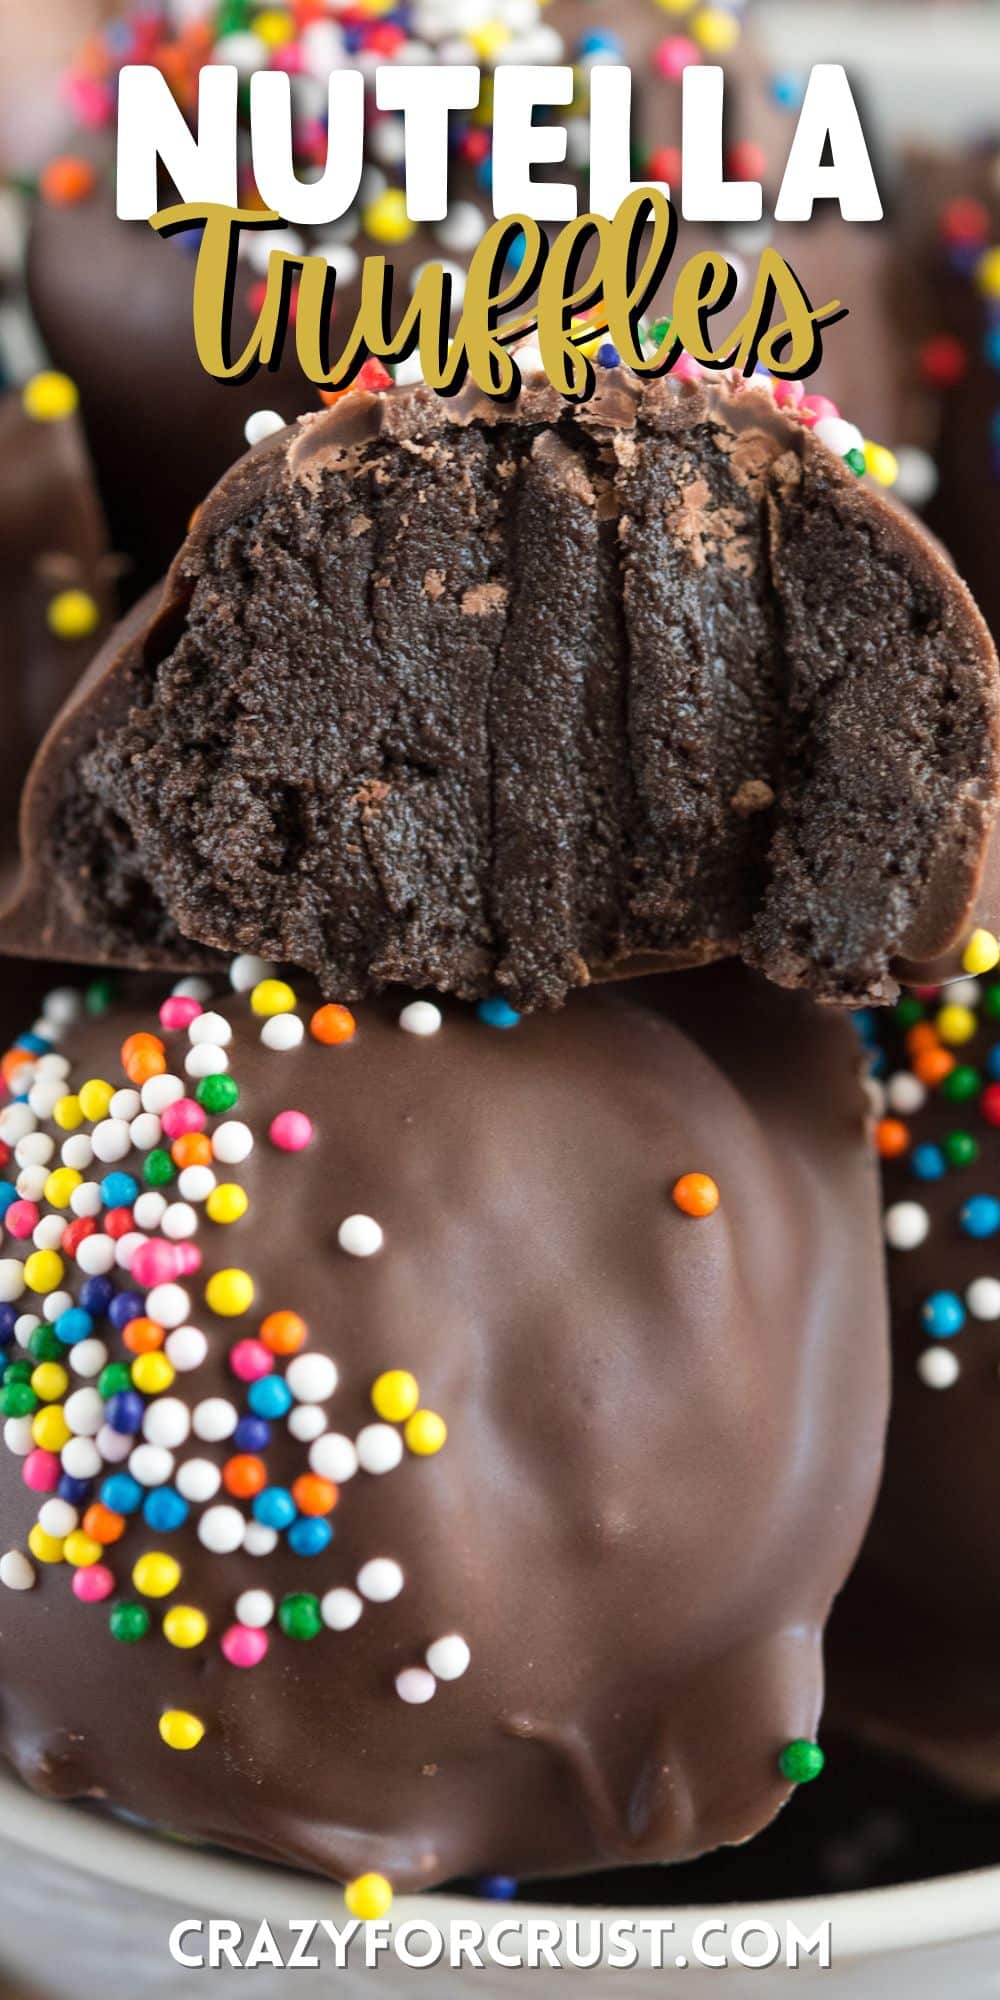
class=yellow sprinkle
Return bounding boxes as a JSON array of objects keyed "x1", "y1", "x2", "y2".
[
  {"x1": 63, "y1": 1531, "x2": 103, "y2": 1568},
  {"x1": 206, "y1": 1183, "x2": 249, "y2": 1225},
  {"x1": 468, "y1": 20, "x2": 510, "y2": 60},
  {"x1": 362, "y1": 189, "x2": 415, "y2": 246},
  {"x1": 32, "y1": 1406, "x2": 71, "y2": 1453},
  {"x1": 79, "y1": 1078, "x2": 114, "y2": 1121},
  {"x1": 132, "y1": 1352, "x2": 175, "y2": 1396},
  {"x1": 691, "y1": 5, "x2": 740, "y2": 52},
  {"x1": 46, "y1": 589, "x2": 101, "y2": 642},
  {"x1": 403, "y1": 1408, "x2": 447, "y2": 1456},
  {"x1": 249, "y1": 978, "x2": 297, "y2": 1018},
  {"x1": 30, "y1": 1363, "x2": 69, "y2": 1403},
  {"x1": 133, "y1": 1551, "x2": 181, "y2": 1598},
  {"x1": 159, "y1": 1709, "x2": 205, "y2": 1751},
  {"x1": 571, "y1": 314, "x2": 605, "y2": 357},
  {"x1": 28, "y1": 1526, "x2": 65, "y2": 1564},
  {"x1": 863, "y1": 442, "x2": 899, "y2": 488},
  {"x1": 163, "y1": 1605, "x2": 208, "y2": 1649},
  {"x1": 22, "y1": 370, "x2": 78, "y2": 422},
  {"x1": 963, "y1": 928, "x2": 1000, "y2": 976},
  {"x1": 205, "y1": 1269, "x2": 255, "y2": 1317},
  {"x1": 371, "y1": 1370, "x2": 419, "y2": 1423},
  {"x1": 253, "y1": 7, "x2": 293, "y2": 45},
  {"x1": 977, "y1": 246, "x2": 1000, "y2": 299},
  {"x1": 23, "y1": 1250, "x2": 64, "y2": 1295},
  {"x1": 43, "y1": 1167, "x2": 82, "y2": 1209},
  {"x1": 656, "y1": 0, "x2": 695, "y2": 11},
  {"x1": 52, "y1": 1094, "x2": 83, "y2": 1131},
  {"x1": 345, "y1": 1874, "x2": 394, "y2": 1921},
  {"x1": 472, "y1": 74, "x2": 495, "y2": 126},
  {"x1": 936, "y1": 1003, "x2": 978, "y2": 1047}
]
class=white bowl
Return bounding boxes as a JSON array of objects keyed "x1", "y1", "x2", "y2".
[{"x1": 1, "y1": 1767, "x2": 999, "y2": 1997}]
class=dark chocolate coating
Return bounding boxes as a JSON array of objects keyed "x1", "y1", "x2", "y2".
[
  {"x1": 0, "y1": 963, "x2": 887, "y2": 1887},
  {"x1": 1, "y1": 370, "x2": 996, "y2": 1010},
  {"x1": 829, "y1": 978, "x2": 1000, "y2": 1793},
  {"x1": 0, "y1": 390, "x2": 113, "y2": 869}
]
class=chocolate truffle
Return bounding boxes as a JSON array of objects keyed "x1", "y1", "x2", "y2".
[
  {"x1": 0, "y1": 960, "x2": 886, "y2": 1891},
  {"x1": 0, "y1": 377, "x2": 114, "y2": 868},
  {"x1": 828, "y1": 974, "x2": 1000, "y2": 1795},
  {"x1": 2, "y1": 366, "x2": 997, "y2": 1010}
]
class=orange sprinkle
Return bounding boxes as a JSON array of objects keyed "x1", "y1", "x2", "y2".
[
  {"x1": 310, "y1": 1004, "x2": 356, "y2": 1046},
  {"x1": 123, "y1": 1316, "x2": 166, "y2": 1355},
  {"x1": 83, "y1": 1504, "x2": 125, "y2": 1545},
  {"x1": 120, "y1": 1033, "x2": 163, "y2": 1065},
  {"x1": 172, "y1": 1131, "x2": 213, "y2": 1169},
  {"x1": 259, "y1": 1310, "x2": 307, "y2": 1356},
  {"x1": 905, "y1": 1022, "x2": 939, "y2": 1058},
  {"x1": 1, "y1": 1048, "x2": 28, "y2": 1087},
  {"x1": 914, "y1": 1047, "x2": 956, "y2": 1088},
  {"x1": 223, "y1": 1455, "x2": 267, "y2": 1500},
  {"x1": 291, "y1": 1474, "x2": 338, "y2": 1517},
  {"x1": 125, "y1": 1046, "x2": 168, "y2": 1085},
  {"x1": 875, "y1": 1117, "x2": 910, "y2": 1159},
  {"x1": 672, "y1": 1171, "x2": 720, "y2": 1218},
  {"x1": 40, "y1": 155, "x2": 97, "y2": 206}
]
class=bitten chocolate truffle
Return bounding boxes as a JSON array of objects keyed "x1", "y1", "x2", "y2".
[
  {"x1": 829, "y1": 975, "x2": 1000, "y2": 1795},
  {"x1": 2, "y1": 367, "x2": 997, "y2": 1009},
  {"x1": 0, "y1": 962, "x2": 886, "y2": 1892}
]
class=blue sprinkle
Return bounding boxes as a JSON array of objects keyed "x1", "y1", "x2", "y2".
[
  {"x1": 597, "y1": 342, "x2": 621, "y2": 368},
  {"x1": 80, "y1": 1276, "x2": 114, "y2": 1317},
  {"x1": 986, "y1": 326, "x2": 1000, "y2": 373},
  {"x1": 577, "y1": 29, "x2": 623, "y2": 56},
  {"x1": 248, "y1": 1376, "x2": 293, "y2": 1420},
  {"x1": 987, "y1": 1043, "x2": 1000, "y2": 1081},
  {"x1": 921, "y1": 1290, "x2": 966, "y2": 1339},
  {"x1": 142, "y1": 1487, "x2": 189, "y2": 1533},
  {"x1": 770, "y1": 71, "x2": 805, "y2": 109},
  {"x1": 911, "y1": 1143, "x2": 946, "y2": 1182},
  {"x1": 960, "y1": 1194, "x2": 1000, "y2": 1240},
  {"x1": 477, "y1": 997, "x2": 520, "y2": 1030},
  {"x1": 101, "y1": 1472, "x2": 143, "y2": 1515},
  {"x1": 852, "y1": 1009, "x2": 877, "y2": 1043},
  {"x1": 253, "y1": 1486, "x2": 297, "y2": 1531},
  {"x1": 0, "y1": 1305, "x2": 16, "y2": 1347},
  {"x1": 53, "y1": 1307, "x2": 94, "y2": 1347},
  {"x1": 234, "y1": 1414, "x2": 271, "y2": 1453},
  {"x1": 105, "y1": 1390, "x2": 145, "y2": 1436},
  {"x1": 478, "y1": 1877, "x2": 518, "y2": 1901},
  {"x1": 287, "y1": 1516, "x2": 333, "y2": 1557},
  {"x1": 109, "y1": 1292, "x2": 144, "y2": 1330},
  {"x1": 14, "y1": 1032, "x2": 50, "y2": 1056},
  {"x1": 0, "y1": 1184, "x2": 18, "y2": 1219},
  {"x1": 101, "y1": 1173, "x2": 139, "y2": 1210},
  {"x1": 476, "y1": 156, "x2": 493, "y2": 194},
  {"x1": 505, "y1": 230, "x2": 528, "y2": 271},
  {"x1": 58, "y1": 1474, "x2": 92, "y2": 1504}
]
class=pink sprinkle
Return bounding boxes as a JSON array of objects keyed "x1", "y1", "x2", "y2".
[
  {"x1": 654, "y1": 34, "x2": 700, "y2": 79},
  {"x1": 161, "y1": 1098, "x2": 206, "y2": 1140},
  {"x1": 229, "y1": 1339, "x2": 273, "y2": 1384},
  {"x1": 221, "y1": 1624, "x2": 269, "y2": 1669},
  {"x1": 23, "y1": 1450, "x2": 60, "y2": 1494},
  {"x1": 799, "y1": 395, "x2": 840, "y2": 428},
  {"x1": 271, "y1": 43, "x2": 304, "y2": 73},
  {"x1": 63, "y1": 75, "x2": 115, "y2": 130},
  {"x1": 270, "y1": 1110, "x2": 314, "y2": 1153},
  {"x1": 74, "y1": 1564, "x2": 115, "y2": 1603},
  {"x1": 131, "y1": 1239, "x2": 182, "y2": 1288},
  {"x1": 159, "y1": 996, "x2": 202, "y2": 1032},
  {"x1": 772, "y1": 379, "x2": 806, "y2": 410},
  {"x1": 6, "y1": 1200, "x2": 39, "y2": 1240},
  {"x1": 175, "y1": 1243, "x2": 202, "y2": 1277},
  {"x1": 671, "y1": 352, "x2": 702, "y2": 383}
]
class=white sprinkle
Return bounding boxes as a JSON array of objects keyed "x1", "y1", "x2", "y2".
[
  {"x1": 172, "y1": 978, "x2": 214, "y2": 1003},
  {"x1": 33, "y1": 1054, "x2": 69, "y2": 1080},
  {"x1": 212, "y1": 1121, "x2": 253, "y2": 1165},
  {"x1": 166, "y1": 1325, "x2": 209, "y2": 1372},
  {"x1": 261, "y1": 1014, "x2": 305, "y2": 1051},
  {"x1": 309, "y1": 1433, "x2": 358, "y2": 1484},
  {"x1": 321, "y1": 1587, "x2": 363, "y2": 1631},
  {"x1": 892, "y1": 444, "x2": 938, "y2": 510},
  {"x1": 918, "y1": 1348, "x2": 960, "y2": 1390},
  {"x1": 176, "y1": 1457, "x2": 221, "y2": 1503},
  {"x1": 198, "y1": 1504, "x2": 245, "y2": 1554},
  {"x1": 16, "y1": 1133, "x2": 54, "y2": 1168},
  {"x1": 356, "y1": 1423, "x2": 404, "y2": 1475},
  {"x1": 28, "y1": 1079, "x2": 66, "y2": 1120},
  {"x1": 97, "y1": 1425, "x2": 132, "y2": 1464},
  {"x1": 0, "y1": 1551, "x2": 34, "y2": 1591},
  {"x1": 13, "y1": 1315, "x2": 39, "y2": 1344},
  {"x1": 116, "y1": 1232, "x2": 148, "y2": 1273},
  {"x1": 42, "y1": 987, "x2": 82, "y2": 1026},
  {"x1": 396, "y1": 1667, "x2": 436, "y2": 1704},
  {"x1": 109, "y1": 1089, "x2": 141, "y2": 1122},
  {"x1": 162, "y1": 1202, "x2": 198, "y2": 1241},
  {"x1": 968, "y1": 1276, "x2": 1000, "y2": 1322},
  {"x1": 16, "y1": 1167, "x2": 47, "y2": 1201},
  {"x1": 193, "y1": 1397, "x2": 238, "y2": 1442},
  {"x1": 69, "y1": 1338, "x2": 107, "y2": 1378},
  {"x1": 0, "y1": 1106, "x2": 37, "y2": 1145},
  {"x1": 133, "y1": 1193, "x2": 167, "y2": 1232},
  {"x1": 61, "y1": 1437, "x2": 101, "y2": 1481},
  {"x1": 287, "y1": 1404, "x2": 326, "y2": 1443},
  {"x1": 235, "y1": 1588, "x2": 275, "y2": 1628},
  {"x1": 129, "y1": 1113, "x2": 162, "y2": 1152},
  {"x1": 129, "y1": 1443, "x2": 174, "y2": 1487},
  {"x1": 285, "y1": 1353, "x2": 338, "y2": 1404},
  {"x1": 435, "y1": 198, "x2": 482, "y2": 255},
  {"x1": 814, "y1": 416, "x2": 864, "y2": 460},
  {"x1": 189, "y1": 1011, "x2": 233, "y2": 1048},
  {"x1": 76, "y1": 1235, "x2": 115, "y2": 1276},
  {"x1": 143, "y1": 1398, "x2": 191, "y2": 1449},
  {"x1": 243, "y1": 1521, "x2": 278, "y2": 1557},
  {"x1": 185, "y1": 1044, "x2": 229, "y2": 1079},
  {"x1": 357, "y1": 1557, "x2": 403, "y2": 1603},
  {"x1": 230, "y1": 955, "x2": 275, "y2": 993},
  {"x1": 0, "y1": 1262, "x2": 25, "y2": 1304},
  {"x1": 38, "y1": 1499, "x2": 78, "y2": 1539},
  {"x1": 178, "y1": 1166, "x2": 216, "y2": 1203},
  {"x1": 393, "y1": 350, "x2": 425, "y2": 387},
  {"x1": 338, "y1": 1214, "x2": 383, "y2": 1258},
  {"x1": 32, "y1": 1216, "x2": 65, "y2": 1251},
  {"x1": 70, "y1": 1182, "x2": 102, "y2": 1219},
  {"x1": 3, "y1": 1417, "x2": 34, "y2": 1455},
  {"x1": 399, "y1": 1001, "x2": 442, "y2": 1038},
  {"x1": 145, "y1": 1283, "x2": 190, "y2": 1329},
  {"x1": 141, "y1": 1074, "x2": 186, "y2": 1114},
  {"x1": 63, "y1": 1388, "x2": 103, "y2": 1437},
  {"x1": 946, "y1": 979, "x2": 981, "y2": 1008},
  {"x1": 61, "y1": 1136, "x2": 93, "y2": 1170},
  {"x1": 91, "y1": 1119, "x2": 131, "y2": 1164},
  {"x1": 425, "y1": 1634, "x2": 470, "y2": 1681},
  {"x1": 42, "y1": 1291, "x2": 72, "y2": 1324},
  {"x1": 244, "y1": 409, "x2": 286, "y2": 448},
  {"x1": 886, "y1": 1072, "x2": 927, "y2": 1116},
  {"x1": 884, "y1": 1201, "x2": 929, "y2": 1251}
]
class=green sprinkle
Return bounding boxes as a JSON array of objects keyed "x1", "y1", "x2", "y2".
[
  {"x1": 894, "y1": 995, "x2": 925, "y2": 1029},
  {"x1": 941, "y1": 1065, "x2": 981, "y2": 1104},
  {"x1": 983, "y1": 983, "x2": 1000, "y2": 1021},
  {"x1": 844, "y1": 447, "x2": 866, "y2": 477},
  {"x1": 144, "y1": 1149, "x2": 177, "y2": 1187},
  {"x1": 944, "y1": 1130, "x2": 979, "y2": 1169},
  {"x1": 85, "y1": 976, "x2": 117, "y2": 1017},
  {"x1": 109, "y1": 1603, "x2": 150, "y2": 1644},
  {"x1": 98, "y1": 1362, "x2": 132, "y2": 1400},
  {"x1": 0, "y1": 1383, "x2": 37, "y2": 1418},
  {"x1": 278, "y1": 1592, "x2": 322, "y2": 1641},
  {"x1": 28, "y1": 1327, "x2": 64, "y2": 1362},
  {"x1": 195, "y1": 1074, "x2": 239, "y2": 1115},
  {"x1": 4, "y1": 1361, "x2": 33, "y2": 1385},
  {"x1": 779, "y1": 1739, "x2": 826, "y2": 1785}
]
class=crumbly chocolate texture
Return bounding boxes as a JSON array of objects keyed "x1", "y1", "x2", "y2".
[
  {"x1": 0, "y1": 391, "x2": 113, "y2": 869},
  {"x1": 828, "y1": 979, "x2": 1000, "y2": 1795},
  {"x1": 3, "y1": 372, "x2": 997, "y2": 1008},
  {"x1": 0, "y1": 964, "x2": 887, "y2": 1887}
]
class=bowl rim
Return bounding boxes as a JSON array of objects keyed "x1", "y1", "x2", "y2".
[{"x1": 1, "y1": 1764, "x2": 999, "y2": 1965}]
